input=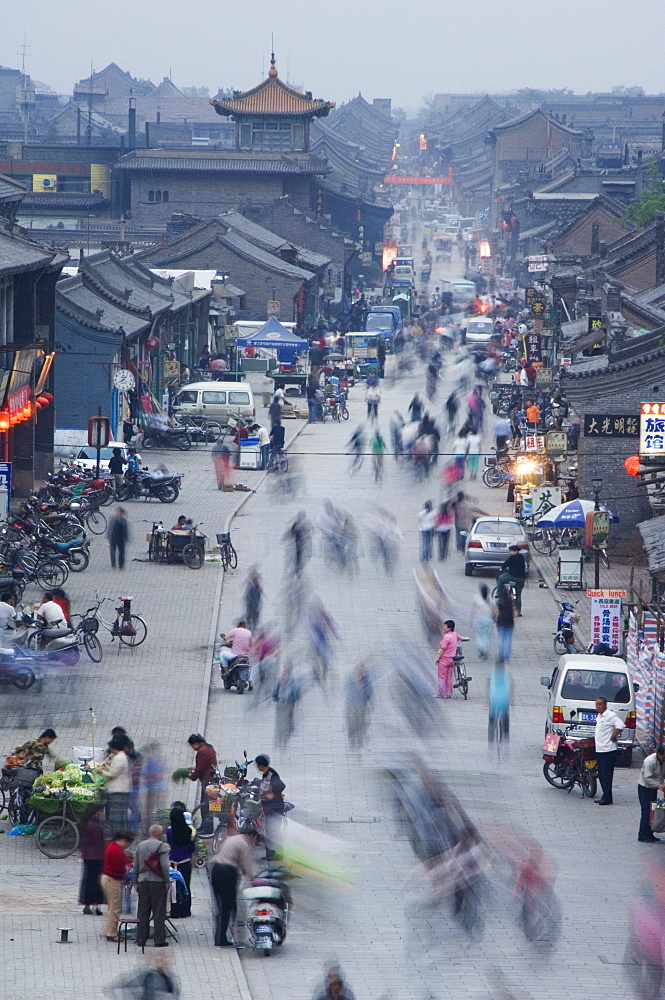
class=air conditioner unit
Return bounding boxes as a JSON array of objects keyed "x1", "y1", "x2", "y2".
[{"x1": 42, "y1": 177, "x2": 55, "y2": 189}]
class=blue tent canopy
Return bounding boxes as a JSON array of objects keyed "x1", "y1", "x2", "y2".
[{"x1": 236, "y1": 316, "x2": 308, "y2": 350}]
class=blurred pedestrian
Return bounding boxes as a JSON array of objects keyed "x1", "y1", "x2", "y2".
[
  {"x1": 366, "y1": 381, "x2": 381, "y2": 422},
  {"x1": 371, "y1": 430, "x2": 386, "y2": 482},
  {"x1": 314, "y1": 965, "x2": 356, "y2": 1000},
  {"x1": 251, "y1": 626, "x2": 281, "y2": 703},
  {"x1": 107, "y1": 507, "x2": 129, "y2": 570},
  {"x1": 308, "y1": 597, "x2": 339, "y2": 684},
  {"x1": 435, "y1": 502, "x2": 452, "y2": 561},
  {"x1": 452, "y1": 431, "x2": 468, "y2": 477},
  {"x1": 285, "y1": 511, "x2": 312, "y2": 575},
  {"x1": 243, "y1": 568, "x2": 263, "y2": 631},
  {"x1": 436, "y1": 620, "x2": 469, "y2": 698},
  {"x1": 348, "y1": 427, "x2": 364, "y2": 473},
  {"x1": 345, "y1": 662, "x2": 374, "y2": 748},
  {"x1": 472, "y1": 584, "x2": 493, "y2": 661},
  {"x1": 101, "y1": 830, "x2": 133, "y2": 942},
  {"x1": 134, "y1": 825, "x2": 171, "y2": 948},
  {"x1": 418, "y1": 500, "x2": 435, "y2": 562},
  {"x1": 445, "y1": 392, "x2": 459, "y2": 434},
  {"x1": 409, "y1": 394, "x2": 423, "y2": 423},
  {"x1": 140, "y1": 742, "x2": 165, "y2": 836},
  {"x1": 453, "y1": 492, "x2": 472, "y2": 553},
  {"x1": 212, "y1": 440, "x2": 233, "y2": 490},
  {"x1": 262, "y1": 371, "x2": 274, "y2": 408},
  {"x1": 272, "y1": 663, "x2": 302, "y2": 746},
  {"x1": 466, "y1": 429, "x2": 482, "y2": 480},
  {"x1": 255, "y1": 754, "x2": 286, "y2": 860},
  {"x1": 488, "y1": 661, "x2": 511, "y2": 746},
  {"x1": 79, "y1": 806, "x2": 105, "y2": 915},
  {"x1": 495, "y1": 585, "x2": 515, "y2": 663},
  {"x1": 390, "y1": 411, "x2": 404, "y2": 458}
]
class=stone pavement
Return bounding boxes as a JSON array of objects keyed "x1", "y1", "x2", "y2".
[
  {"x1": 199, "y1": 347, "x2": 650, "y2": 1000},
  {"x1": 0, "y1": 370, "x2": 302, "y2": 1000}
]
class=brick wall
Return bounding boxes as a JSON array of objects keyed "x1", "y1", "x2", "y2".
[
  {"x1": 611, "y1": 251, "x2": 657, "y2": 291},
  {"x1": 127, "y1": 171, "x2": 310, "y2": 225},
  {"x1": 244, "y1": 198, "x2": 347, "y2": 279},
  {"x1": 563, "y1": 358, "x2": 665, "y2": 539},
  {"x1": 497, "y1": 117, "x2": 582, "y2": 161},
  {"x1": 555, "y1": 209, "x2": 627, "y2": 256},
  {"x1": 142, "y1": 242, "x2": 304, "y2": 320}
]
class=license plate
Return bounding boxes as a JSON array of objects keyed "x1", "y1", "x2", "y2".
[
  {"x1": 585, "y1": 760, "x2": 597, "y2": 769},
  {"x1": 489, "y1": 542, "x2": 506, "y2": 549},
  {"x1": 209, "y1": 801, "x2": 222, "y2": 812},
  {"x1": 580, "y1": 712, "x2": 597, "y2": 722},
  {"x1": 256, "y1": 925, "x2": 272, "y2": 935}
]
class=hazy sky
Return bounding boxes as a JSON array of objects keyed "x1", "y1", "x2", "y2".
[{"x1": 3, "y1": 0, "x2": 665, "y2": 110}]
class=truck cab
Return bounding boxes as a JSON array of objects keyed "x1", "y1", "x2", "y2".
[{"x1": 365, "y1": 305, "x2": 403, "y2": 343}]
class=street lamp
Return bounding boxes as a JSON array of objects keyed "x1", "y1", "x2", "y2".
[{"x1": 592, "y1": 474, "x2": 602, "y2": 588}]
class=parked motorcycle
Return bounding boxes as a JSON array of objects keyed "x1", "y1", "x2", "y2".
[
  {"x1": 115, "y1": 469, "x2": 182, "y2": 503},
  {"x1": 542, "y1": 724, "x2": 597, "y2": 797},
  {"x1": 142, "y1": 427, "x2": 192, "y2": 451},
  {"x1": 218, "y1": 632, "x2": 252, "y2": 694},
  {"x1": 18, "y1": 614, "x2": 81, "y2": 666},
  {"x1": 242, "y1": 866, "x2": 290, "y2": 956},
  {"x1": 553, "y1": 600, "x2": 580, "y2": 654}
]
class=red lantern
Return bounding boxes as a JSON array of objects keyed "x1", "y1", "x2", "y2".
[
  {"x1": 0, "y1": 410, "x2": 9, "y2": 432},
  {"x1": 42, "y1": 392, "x2": 53, "y2": 403},
  {"x1": 624, "y1": 455, "x2": 641, "y2": 477}
]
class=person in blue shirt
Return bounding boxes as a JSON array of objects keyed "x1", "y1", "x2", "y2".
[{"x1": 166, "y1": 802, "x2": 195, "y2": 917}]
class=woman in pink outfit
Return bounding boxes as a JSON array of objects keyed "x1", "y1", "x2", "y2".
[{"x1": 436, "y1": 619, "x2": 468, "y2": 698}]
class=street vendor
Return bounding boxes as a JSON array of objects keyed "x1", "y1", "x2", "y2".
[{"x1": 11, "y1": 728, "x2": 58, "y2": 770}]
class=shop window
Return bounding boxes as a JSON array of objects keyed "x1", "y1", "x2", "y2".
[
  {"x1": 162, "y1": 191, "x2": 169, "y2": 203},
  {"x1": 148, "y1": 190, "x2": 154, "y2": 202},
  {"x1": 155, "y1": 190, "x2": 162, "y2": 203}
]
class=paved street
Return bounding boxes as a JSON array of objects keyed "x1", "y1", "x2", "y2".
[{"x1": 1, "y1": 262, "x2": 651, "y2": 1000}]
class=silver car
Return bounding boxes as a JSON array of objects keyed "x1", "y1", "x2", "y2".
[{"x1": 464, "y1": 517, "x2": 530, "y2": 577}]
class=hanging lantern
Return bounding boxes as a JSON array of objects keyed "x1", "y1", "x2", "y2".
[
  {"x1": 0, "y1": 410, "x2": 9, "y2": 432},
  {"x1": 42, "y1": 392, "x2": 54, "y2": 403},
  {"x1": 624, "y1": 455, "x2": 641, "y2": 477}
]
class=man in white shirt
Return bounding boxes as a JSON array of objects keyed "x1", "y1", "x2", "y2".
[
  {"x1": 594, "y1": 697, "x2": 624, "y2": 805},
  {"x1": 0, "y1": 595, "x2": 16, "y2": 632},
  {"x1": 637, "y1": 746, "x2": 665, "y2": 842}
]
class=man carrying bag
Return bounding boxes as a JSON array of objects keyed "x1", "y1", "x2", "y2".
[
  {"x1": 640, "y1": 746, "x2": 665, "y2": 843},
  {"x1": 134, "y1": 824, "x2": 171, "y2": 947}
]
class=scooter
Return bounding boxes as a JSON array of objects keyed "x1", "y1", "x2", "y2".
[
  {"x1": 142, "y1": 427, "x2": 192, "y2": 451},
  {"x1": 218, "y1": 633, "x2": 252, "y2": 694},
  {"x1": 115, "y1": 469, "x2": 182, "y2": 503},
  {"x1": 242, "y1": 865, "x2": 290, "y2": 956},
  {"x1": 553, "y1": 600, "x2": 579, "y2": 654},
  {"x1": 542, "y1": 724, "x2": 597, "y2": 798},
  {"x1": 17, "y1": 614, "x2": 81, "y2": 666}
]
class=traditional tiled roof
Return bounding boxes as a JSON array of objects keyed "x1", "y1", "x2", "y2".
[
  {"x1": 56, "y1": 274, "x2": 151, "y2": 335},
  {"x1": 211, "y1": 58, "x2": 334, "y2": 119},
  {"x1": 114, "y1": 149, "x2": 328, "y2": 175},
  {"x1": 220, "y1": 211, "x2": 330, "y2": 270},
  {"x1": 0, "y1": 224, "x2": 66, "y2": 275},
  {"x1": 0, "y1": 173, "x2": 26, "y2": 202},
  {"x1": 490, "y1": 107, "x2": 583, "y2": 138}
]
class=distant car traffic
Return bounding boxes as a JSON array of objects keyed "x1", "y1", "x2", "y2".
[{"x1": 464, "y1": 516, "x2": 530, "y2": 576}]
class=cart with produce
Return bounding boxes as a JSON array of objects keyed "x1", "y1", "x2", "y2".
[{"x1": 28, "y1": 760, "x2": 104, "y2": 858}]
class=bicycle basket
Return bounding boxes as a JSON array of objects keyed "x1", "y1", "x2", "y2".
[
  {"x1": 14, "y1": 766, "x2": 41, "y2": 788},
  {"x1": 79, "y1": 617, "x2": 99, "y2": 634},
  {"x1": 216, "y1": 532, "x2": 231, "y2": 545}
]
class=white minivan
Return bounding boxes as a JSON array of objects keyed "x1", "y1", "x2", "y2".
[
  {"x1": 540, "y1": 654, "x2": 637, "y2": 765},
  {"x1": 173, "y1": 382, "x2": 255, "y2": 425},
  {"x1": 463, "y1": 316, "x2": 496, "y2": 344}
]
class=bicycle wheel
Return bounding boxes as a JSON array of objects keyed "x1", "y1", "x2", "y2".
[
  {"x1": 342, "y1": 406, "x2": 349, "y2": 420},
  {"x1": 57, "y1": 521, "x2": 86, "y2": 543},
  {"x1": 68, "y1": 548, "x2": 89, "y2": 572},
  {"x1": 85, "y1": 509, "x2": 107, "y2": 535},
  {"x1": 204, "y1": 420, "x2": 223, "y2": 442},
  {"x1": 36, "y1": 558, "x2": 69, "y2": 589},
  {"x1": 455, "y1": 660, "x2": 469, "y2": 699},
  {"x1": 12, "y1": 666, "x2": 35, "y2": 689},
  {"x1": 118, "y1": 614, "x2": 148, "y2": 647},
  {"x1": 35, "y1": 815, "x2": 79, "y2": 858},
  {"x1": 182, "y1": 543, "x2": 204, "y2": 569},
  {"x1": 553, "y1": 633, "x2": 569, "y2": 655},
  {"x1": 482, "y1": 466, "x2": 504, "y2": 488},
  {"x1": 226, "y1": 544, "x2": 238, "y2": 570},
  {"x1": 83, "y1": 631, "x2": 103, "y2": 663},
  {"x1": 532, "y1": 530, "x2": 555, "y2": 556},
  {"x1": 175, "y1": 434, "x2": 192, "y2": 451},
  {"x1": 148, "y1": 533, "x2": 160, "y2": 562},
  {"x1": 190, "y1": 803, "x2": 217, "y2": 840},
  {"x1": 279, "y1": 452, "x2": 289, "y2": 473}
]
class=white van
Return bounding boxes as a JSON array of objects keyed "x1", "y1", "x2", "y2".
[
  {"x1": 441, "y1": 279, "x2": 476, "y2": 307},
  {"x1": 540, "y1": 654, "x2": 637, "y2": 765},
  {"x1": 172, "y1": 382, "x2": 255, "y2": 425},
  {"x1": 464, "y1": 316, "x2": 496, "y2": 344}
]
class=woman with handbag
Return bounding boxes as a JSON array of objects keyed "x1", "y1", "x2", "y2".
[{"x1": 166, "y1": 803, "x2": 195, "y2": 916}]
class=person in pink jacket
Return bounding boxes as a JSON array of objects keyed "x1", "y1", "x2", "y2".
[{"x1": 436, "y1": 620, "x2": 468, "y2": 698}]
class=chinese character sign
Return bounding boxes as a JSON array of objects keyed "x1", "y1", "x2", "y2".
[
  {"x1": 531, "y1": 486, "x2": 562, "y2": 519},
  {"x1": 590, "y1": 597, "x2": 622, "y2": 650},
  {"x1": 584, "y1": 414, "x2": 639, "y2": 438},
  {"x1": 640, "y1": 402, "x2": 665, "y2": 456},
  {"x1": 524, "y1": 434, "x2": 545, "y2": 453},
  {"x1": 522, "y1": 334, "x2": 542, "y2": 364}
]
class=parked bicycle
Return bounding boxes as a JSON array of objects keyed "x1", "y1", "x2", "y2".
[
  {"x1": 217, "y1": 532, "x2": 238, "y2": 570},
  {"x1": 267, "y1": 448, "x2": 289, "y2": 473},
  {"x1": 35, "y1": 784, "x2": 80, "y2": 858},
  {"x1": 77, "y1": 593, "x2": 147, "y2": 649},
  {"x1": 453, "y1": 651, "x2": 471, "y2": 699}
]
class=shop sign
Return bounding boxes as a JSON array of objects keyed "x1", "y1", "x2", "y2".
[
  {"x1": 546, "y1": 431, "x2": 567, "y2": 461},
  {"x1": 590, "y1": 595, "x2": 621, "y2": 650},
  {"x1": 523, "y1": 333, "x2": 542, "y2": 364},
  {"x1": 531, "y1": 485, "x2": 562, "y2": 519},
  {"x1": 162, "y1": 360, "x2": 180, "y2": 382},
  {"x1": 536, "y1": 367, "x2": 553, "y2": 389},
  {"x1": 8, "y1": 384, "x2": 30, "y2": 417},
  {"x1": 267, "y1": 299, "x2": 281, "y2": 318},
  {"x1": 360, "y1": 252, "x2": 373, "y2": 264},
  {"x1": 586, "y1": 509, "x2": 610, "y2": 549},
  {"x1": 524, "y1": 433, "x2": 545, "y2": 453},
  {"x1": 584, "y1": 414, "x2": 639, "y2": 437},
  {"x1": 588, "y1": 316, "x2": 604, "y2": 335},
  {"x1": 639, "y1": 402, "x2": 665, "y2": 456}
]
